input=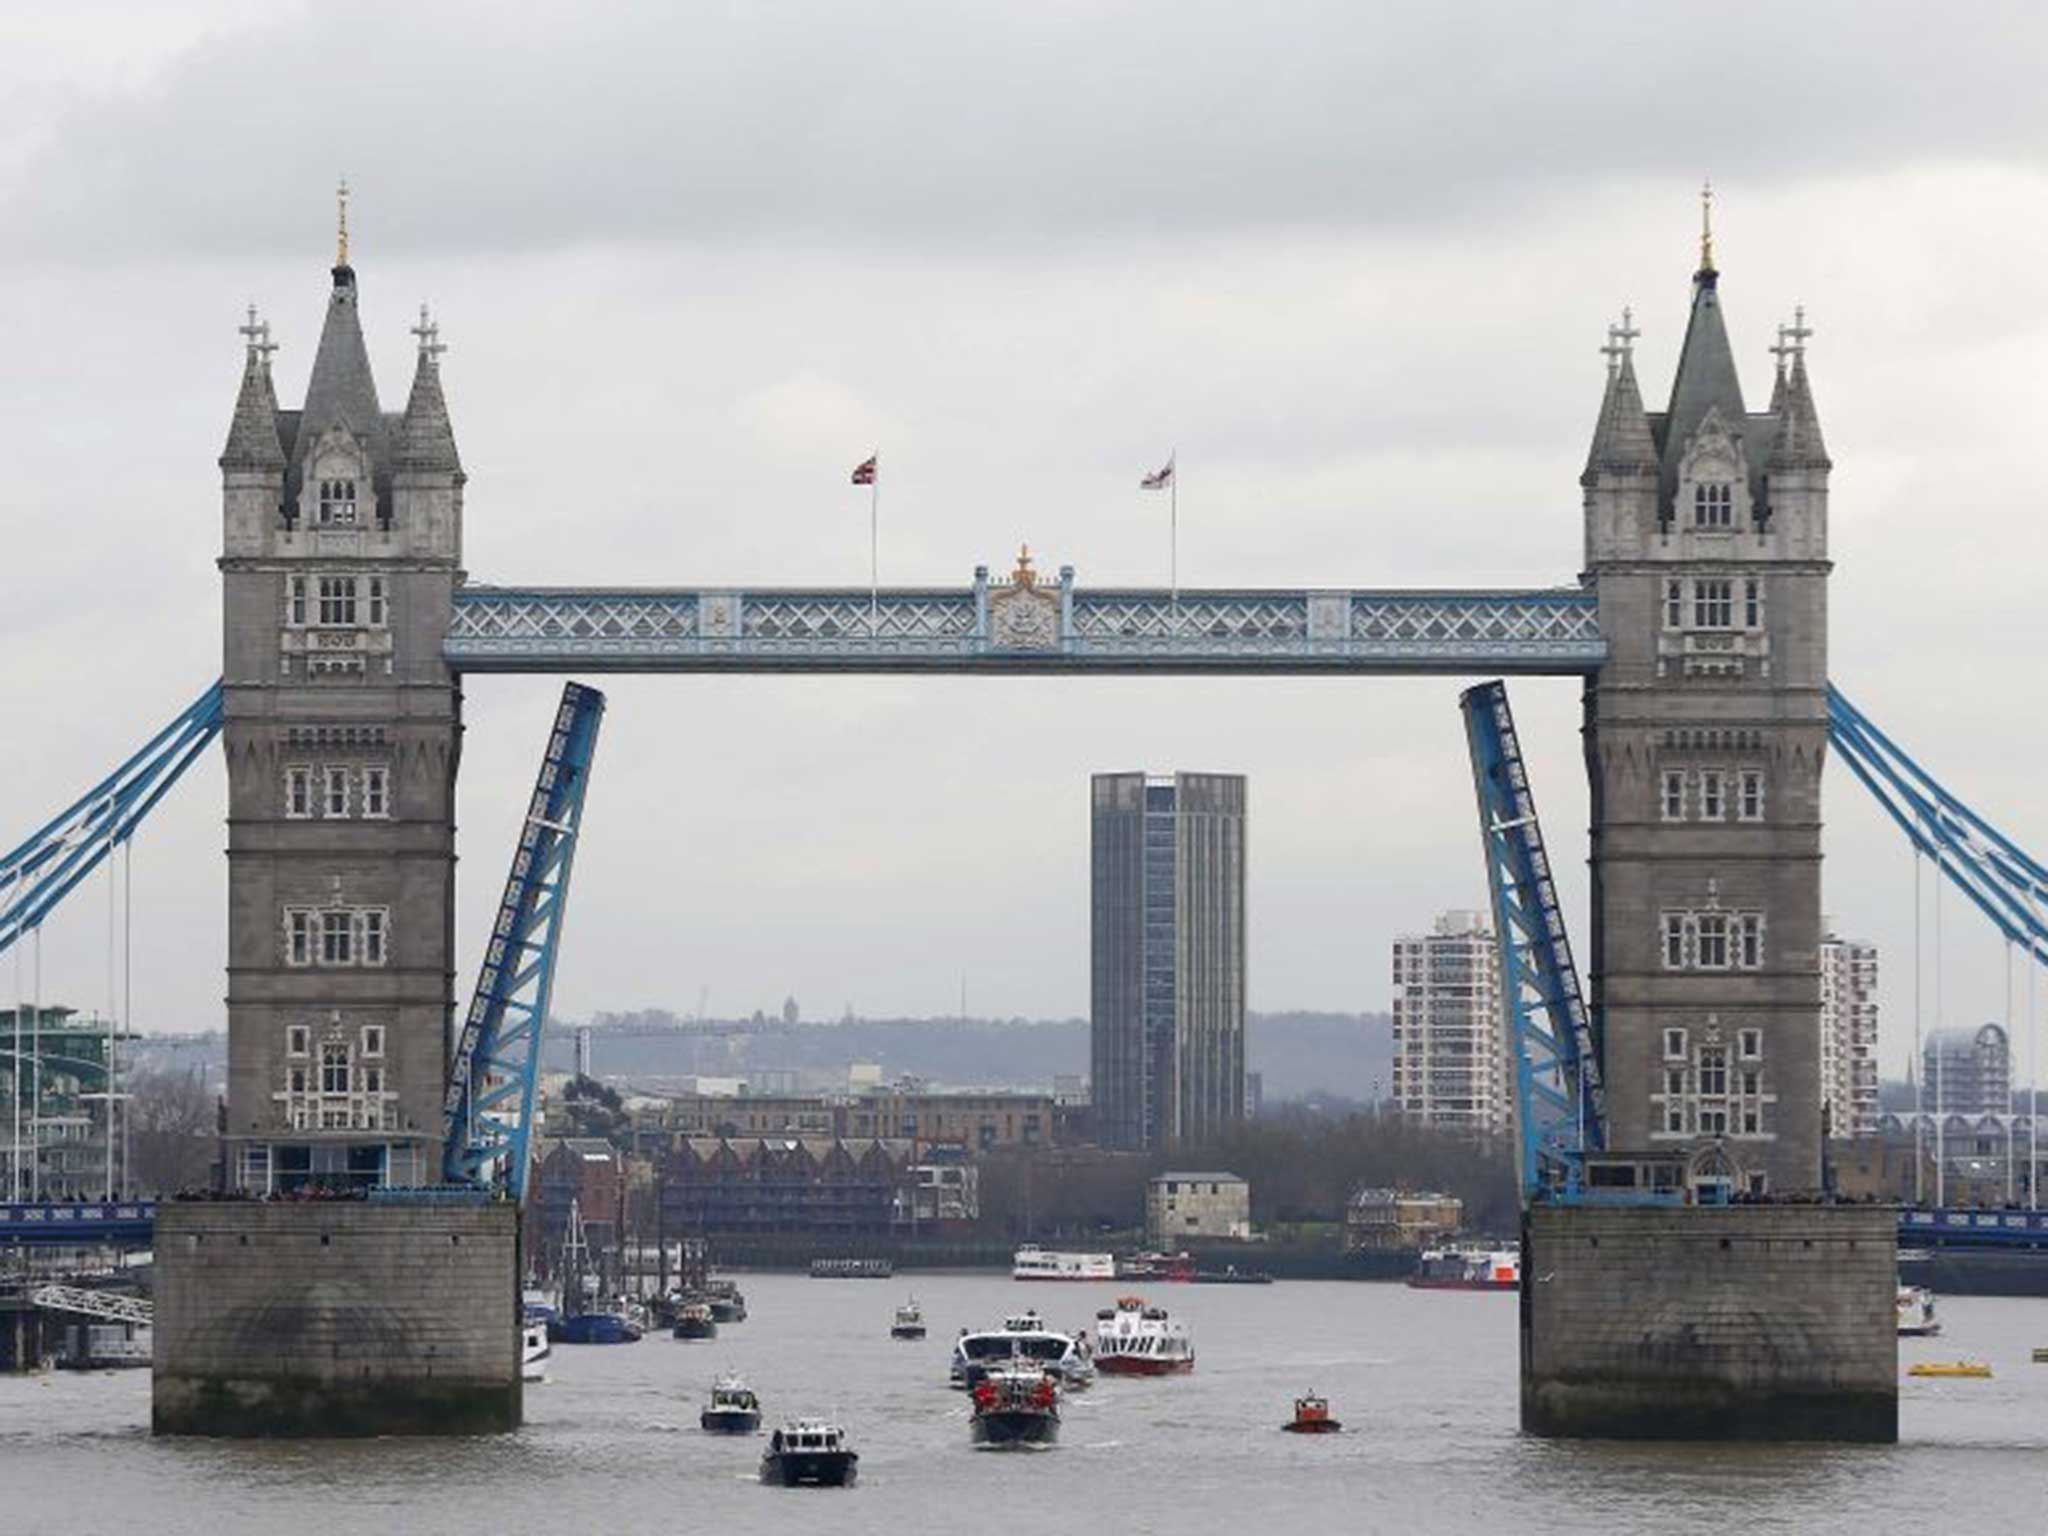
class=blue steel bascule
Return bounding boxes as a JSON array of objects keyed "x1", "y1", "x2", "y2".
[
  {"x1": 1460, "y1": 682, "x2": 1605, "y2": 1203},
  {"x1": 441, "y1": 682, "x2": 606, "y2": 1203}
]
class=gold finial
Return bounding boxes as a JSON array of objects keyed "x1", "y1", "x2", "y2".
[
  {"x1": 1012, "y1": 544, "x2": 1037, "y2": 586},
  {"x1": 1699, "y1": 178, "x2": 1715, "y2": 274},
  {"x1": 336, "y1": 176, "x2": 351, "y2": 267}
]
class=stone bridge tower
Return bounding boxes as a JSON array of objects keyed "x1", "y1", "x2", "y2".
[
  {"x1": 217, "y1": 210, "x2": 465, "y2": 1191},
  {"x1": 1580, "y1": 207, "x2": 1831, "y2": 1197}
]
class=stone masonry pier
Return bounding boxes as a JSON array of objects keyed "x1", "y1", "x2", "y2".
[
  {"x1": 1522, "y1": 1203, "x2": 1896, "y2": 1442},
  {"x1": 153, "y1": 1200, "x2": 520, "y2": 1437}
]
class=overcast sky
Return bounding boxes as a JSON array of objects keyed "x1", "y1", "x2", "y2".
[{"x1": 4, "y1": 2, "x2": 2046, "y2": 1080}]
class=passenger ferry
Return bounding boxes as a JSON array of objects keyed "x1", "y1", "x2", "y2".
[
  {"x1": 1406, "y1": 1244, "x2": 1520, "y2": 1291},
  {"x1": 1093, "y1": 1295, "x2": 1194, "y2": 1376},
  {"x1": 891, "y1": 1298, "x2": 927, "y2": 1340},
  {"x1": 1013, "y1": 1245, "x2": 1116, "y2": 1282},
  {"x1": 950, "y1": 1309, "x2": 1096, "y2": 1390}
]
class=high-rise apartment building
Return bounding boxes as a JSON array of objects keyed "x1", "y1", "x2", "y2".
[
  {"x1": 1818, "y1": 930, "x2": 1879, "y2": 1137},
  {"x1": 1390, "y1": 911, "x2": 1509, "y2": 1136},
  {"x1": 1921, "y1": 1024, "x2": 2011, "y2": 1118},
  {"x1": 1090, "y1": 773, "x2": 1247, "y2": 1151}
]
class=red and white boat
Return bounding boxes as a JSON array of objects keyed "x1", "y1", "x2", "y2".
[
  {"x1": 1092, "y1": 1295, "x2": 1194, "y2": 1376},
  {"x1": 1405, "y1": 1244, "x2": 1519, "y2": 1291}
]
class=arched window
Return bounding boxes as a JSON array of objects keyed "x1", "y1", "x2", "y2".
[
  {"x1": 318, "y1": 478, "x2": 358, "y2": 526},
  {"x1": 1693, "y1": 481, "x2": 1733, "y2": 528}
]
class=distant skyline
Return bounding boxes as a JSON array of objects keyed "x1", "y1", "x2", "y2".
[{"x1": 6, "y1": 4, "x2": 2048, "y2": 1083}]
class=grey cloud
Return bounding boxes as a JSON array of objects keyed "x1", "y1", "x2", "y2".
[{"x1": 6, "y1": 1, "x2": 2046, "y2": 262}]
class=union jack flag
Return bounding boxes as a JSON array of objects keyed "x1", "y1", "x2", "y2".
[
  {"x1": 851, "y1": 454, "x2": 878, "y2": 486},
  {"x1": 1140, "y1": 457, "x2": 1174, "y2": 490}
]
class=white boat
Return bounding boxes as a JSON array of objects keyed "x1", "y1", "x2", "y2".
[
  {"x1": 950, "y1": 1309, "x2": 1095, "y2": 1391},
  {"x1": 891, "y1": 1298, "x2": 927, "y2": 1339},
  {"x1": 1093, "y1": 1295, "x2": 1195, "y2": 1376},
  {"x1": 522, "y1": 1321, "x2": 551, "y2": 1382},
  {"x1": 1896, "y1": 1284, "x2": 1941, "y2": 1338},
  {"x1": 1012, "y1": 1245, "x2": 1115, "y2": 1282}
]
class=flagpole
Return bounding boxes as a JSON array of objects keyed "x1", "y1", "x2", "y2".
[
  {"x1": 1169, "y1": 449, "x2": 1178, "y2": 608},
  {"x1": 869, "y1": 457, "x2": 879, "y2": 635}
]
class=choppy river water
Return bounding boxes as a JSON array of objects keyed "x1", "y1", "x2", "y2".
[{"x1": 1, "y1": 1272, "x2": 2043, "y2": 1534}]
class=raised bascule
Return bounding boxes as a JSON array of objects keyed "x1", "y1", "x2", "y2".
[{"x1": 7, "y1": 190, "x2": 2047, "y2": 1439}]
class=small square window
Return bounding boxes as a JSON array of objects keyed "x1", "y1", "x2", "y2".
[
  {"x1": 1663, "y1": 1028, "x2": 1687, "y2": 1060},
  {"x1": 362, "y1": 1024, "x2": 384, "y2": 1057},
  {"x1": 287, "y1": 1024, "x2": 310, "y2": 1056},
  {"x1": 1738, "y1": 1028, "x2": 1762, "y2": 1060}
]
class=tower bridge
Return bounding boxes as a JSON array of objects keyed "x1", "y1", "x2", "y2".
[{"x1": 19, "y1": 196, "x2": 2044, "y2": 1441}]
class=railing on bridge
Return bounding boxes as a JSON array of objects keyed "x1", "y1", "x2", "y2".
[
  {"x1": 0, "y1": 1201, "x2": 155, "y2": 1246},
  {"x1": 444, "y1": 580, "x2": 1606, "y2": 674},
  {"x1": 1899, "y1": 1206, "x2": 2048, "y2": 1250}
]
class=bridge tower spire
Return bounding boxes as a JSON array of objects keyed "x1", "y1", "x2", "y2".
[
  {"x1": 217, "y1": 200, "x2": 465, "y2": 1192},
  {"x1": 1580, "y1": 201, "x2": 1832, "y2": 1198}
]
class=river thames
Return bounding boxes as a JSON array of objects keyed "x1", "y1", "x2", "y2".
[{"x1": 1, "y1": 1273, "x2": 2041, "y2": 1534}]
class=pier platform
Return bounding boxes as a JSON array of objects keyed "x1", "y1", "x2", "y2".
[
  {"x1": 1522, "y1": 1203, "x2": 1896, "y2": 1443},
  {"x1": 152, "y1": 1198, "x2": 520, "y2": 1437}
]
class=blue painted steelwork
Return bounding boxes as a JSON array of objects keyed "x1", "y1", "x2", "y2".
[
  {"x1": 1828, "y1": 687, "x2": 2048, "y2": 960},
  {"x1": 0, "y1": 1200, "x2": 155, "y2": 1247},
  {"x1": 0, "y1": 681, "x2": 223, "y2": 962},
  {"x1": 442, "y1": 682, "x2": 606, "y2": 1201},
  {"x1": 1900, "y1": 1206, "x2": 2048, "y2": 1250},
  {"x1": 1460, "y1": 681, "x2": 1604, "y2": 1202},
  {"x1": 445, "y1": 578, "x2": 1605, "y2": 674}
]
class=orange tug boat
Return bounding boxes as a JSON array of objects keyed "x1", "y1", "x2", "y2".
[{"x1": 1283, "y1": 1393, "x2": 1342, "y2": 1434}]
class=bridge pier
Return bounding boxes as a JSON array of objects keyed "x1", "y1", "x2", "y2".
[
  {"x1": 1522, "y1": 1203, "x2": 1896, "y2": 1442},
  {"x1": 152, "y1": 1199, "x2": 519, "y2": 1437}
]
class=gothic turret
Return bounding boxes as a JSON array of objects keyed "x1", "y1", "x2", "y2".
[
  {"x1": 221, "y1": 314, "x2": 285, "y2": 472},
  {"x1": 1769, "y1": 350, "x2": 1829, "y2": 473},
  {"x1": 398, "y1": 307, "x2": 462, "y2": 476},
  {"x1": 1583, "y1": 336, "x2": 1658, "y2": 484},
  {"x1": 393, "y1": 305, "x2": 464, "y2": 562},
  {"x1": 221, "y1": 310, "x2": 285, "y2": 557}
]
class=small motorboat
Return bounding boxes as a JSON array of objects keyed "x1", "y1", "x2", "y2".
[
  {"x1": 1895, "y1": 1284, "x2": 1941, "y2": 1338},
  {"x1": 1908, "y1": 1360, "x2": 1992, "y2": 1378},
  {"x1": 551, "y1": 1309, "x2": 643, "y2": 1345},
  {"x1": 1282, "y1": 1392, "x2": 1342, "y2": 1433},
  {"x1": 707, "y1": 1279, "x2": 748, "y2": 1324},
  {"x1": 701, "y1": 1374, "x2": 762, "y2": 1434},
  {"x1": 760, "y1": 1418, "x2": 858, "y2": 1486},
  {"x1": 891, "y1": 1299, "x2": 927, "y2": 1340},
  {"x1": 970, "y1": 1366, "x2": 1059, "y2": 1449},
  {"x1": 521, "y1": 1322, "x2": 551, "y2": 1383},
  {"x1": 2032, "y1": 1347, "x2": 2048, "y2": 1364},
  {"x1": 672, "y1": 1300, "x2": 718, "y2": 1341}
]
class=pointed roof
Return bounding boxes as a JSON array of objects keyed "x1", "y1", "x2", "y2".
[
  {"x1": 220, "y1": 348, "x2": 285, "y2": 471},
  {"x1": 1581, "y1": 352, "x2": 1658, "y2": 486},
  {"x1": 399, "y1": 347, "x2": 463, "y2": 476},
  {"x1": 299, "y1": 265, "x2": 385, "y2": 453},
  {"x1": 1768, "y1": 352, "x2": 1830, "y2": 472},
  {"x1": 1662, "y1": 269, "x2": 1748, "y2": 477}
]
